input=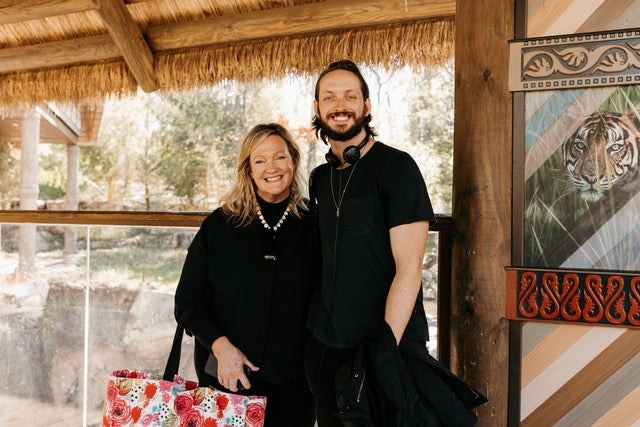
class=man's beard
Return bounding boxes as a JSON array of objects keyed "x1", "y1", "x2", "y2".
[{"x1": 318, "y1": 113, "x2": 369, "y2": 142}]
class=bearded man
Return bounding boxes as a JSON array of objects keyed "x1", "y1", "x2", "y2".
[{"x1": 304, "y1": 60, "x2": 437, "y2": 426}]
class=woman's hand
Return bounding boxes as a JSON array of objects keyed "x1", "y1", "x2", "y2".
[{"x1": 211, "y1": 336, "x2": 259, "y2": 391}]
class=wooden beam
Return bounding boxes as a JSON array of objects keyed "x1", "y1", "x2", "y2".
[
  {"x1": 0, "y1": 0, "x2": 455, "y2": 75},
  {"x1": 146, "y1": 0, "x2": 456, "y2": 51},
  {"x1": 0, "y1": 210, "x2": 208, "y2": 228},
  {"x1": 0, "y1": 35, "x2": 120, "y2": 74},
  {"x1": 36, "y1": 106, "x2": 78, "y2": 144},
  {"x1": 0, "y1": 210, "x2": 453, "y2": 231},
  {"x1": 93, "y1": 0, "x2": 158, "y2": 92},
  {"x1": 0, "y1": 0, "x2": 95, "y2": 25}
]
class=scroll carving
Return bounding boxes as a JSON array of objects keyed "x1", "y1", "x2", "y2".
[
  {"x1": 509, "y1": 30, "x2": 640, "y2": 91},
  {"x1": 505, "y1": 267, "x2": 640, "y2": 329}
]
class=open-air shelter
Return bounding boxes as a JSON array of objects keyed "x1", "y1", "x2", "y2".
[{"x1": 1, "y1": 1, "x2": 639, "y2": 426}]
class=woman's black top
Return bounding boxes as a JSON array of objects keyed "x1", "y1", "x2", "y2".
[{"x1": 174, "y1": 197, "x2": 315, "y2": 384}]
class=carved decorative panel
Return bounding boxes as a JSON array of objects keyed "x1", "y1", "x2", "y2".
[
  {"x1": 505, "y1": 267, "x2": 640, "y2": 328},
  {"x1": 509, "y1": 29, "x2": 640, "y2": 91}
]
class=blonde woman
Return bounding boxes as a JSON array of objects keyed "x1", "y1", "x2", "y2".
[{"x1": 175, "y1": 123, "x2": 316, "y2": 426}]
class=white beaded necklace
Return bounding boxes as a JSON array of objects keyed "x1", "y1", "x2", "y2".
[{"x1": 257, "y1": 206, "x2": 290, "y2": 231}]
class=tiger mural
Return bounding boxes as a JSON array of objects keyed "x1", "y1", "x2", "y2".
[{"x1": 563, "y1": 110, "x2": 640, "y2": 202}]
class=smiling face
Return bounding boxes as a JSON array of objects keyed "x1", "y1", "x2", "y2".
[
  {"x1": 249, "y1": 134, "x2": 295, "y2": 203},
  {"x1": 314, "y1": 69, "x2": 371, "y2": 143}
]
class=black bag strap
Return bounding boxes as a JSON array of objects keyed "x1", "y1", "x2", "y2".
[{"x1": 162, "y1": 307, "x2": 193, "y2": 381}]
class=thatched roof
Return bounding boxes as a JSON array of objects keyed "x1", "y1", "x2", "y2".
[{"x1": 0, "y1": 0, "x2": 455, "y2": 107}]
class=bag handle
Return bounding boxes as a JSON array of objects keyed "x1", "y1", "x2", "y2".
[{"x1": 162, "y1": 307, "x2": 192, "y2": 381}]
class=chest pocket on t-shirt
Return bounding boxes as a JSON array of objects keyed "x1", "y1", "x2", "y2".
[{"x1": 343, "y1": 196, "x2": 375, "y2": 237}]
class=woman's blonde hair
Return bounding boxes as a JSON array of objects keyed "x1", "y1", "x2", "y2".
[{"x1": 221, "y1": 123, "x2": 306, "y2": 227}]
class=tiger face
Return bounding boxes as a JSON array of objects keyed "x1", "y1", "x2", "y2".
[{"x1": 563, "y1": 111, "x2": 640, "y2": 202}]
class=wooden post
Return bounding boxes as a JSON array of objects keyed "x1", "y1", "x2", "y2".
[{"x1": 451, "y1": 0, "x2": 513, "y2": 425}]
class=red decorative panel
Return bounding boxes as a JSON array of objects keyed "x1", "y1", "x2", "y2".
[{"x1": 505, "y1": 267, "x2": 640, "y2": 329}]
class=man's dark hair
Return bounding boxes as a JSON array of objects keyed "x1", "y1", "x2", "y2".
[
  {"x1": 311, "y1": 59, "x2": 377, "y2": 142},
  {"x1": 314, "y1": 60, "x2": 370, "y2": 101}
]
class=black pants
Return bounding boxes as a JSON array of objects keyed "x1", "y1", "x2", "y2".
[
  {"x1": 304, "y1": 338, "x2": 369, "y2": 427},
  {"x1": 208, "y1": 375, "x2": 315, "y2": 427}
]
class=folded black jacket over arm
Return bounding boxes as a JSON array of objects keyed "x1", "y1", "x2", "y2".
[{"x1": 336, "y1": 322, "x2": 488, "y2": 427}]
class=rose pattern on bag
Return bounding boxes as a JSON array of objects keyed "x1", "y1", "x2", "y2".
[
  {"x1": 102, "y1": 370, "x2": 266, "y2": 427},
  {"x1": 105, "y1": 396, "x2": 132, "y2": 427},
  {"x1": 245, "y1": 403, "x2": 266, "y2": 425}
]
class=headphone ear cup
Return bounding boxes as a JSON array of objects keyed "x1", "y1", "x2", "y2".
[
  {"x1": 343, "y1": 145, "x2": 361, "y2": 164},
  {"x1": 325, "y1": 149, "x2": 341, "y2": 168}
]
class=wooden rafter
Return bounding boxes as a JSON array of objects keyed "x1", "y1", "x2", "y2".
[
  {"x1": 35, "y1": 105, "x2": 79, "y2": 144},
  {"x1": 0, "y1": 0, "x2": 95, "y2": 26},
  {"x1": 0, "y1": 35, "x2": 119, "y2": 74},
  {"x1": 93, "y1": 0, "x2": 158, "y2": 92}
]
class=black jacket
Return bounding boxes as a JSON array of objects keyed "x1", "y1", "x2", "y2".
[
  {"x1": 174, "y1": 204, "x2": 316, "y2": 385},
  {"x1": 336, "y1": 322, "x2": 488, "y2": 426}
]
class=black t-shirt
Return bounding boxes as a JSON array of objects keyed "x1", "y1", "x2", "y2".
[{"x1": 307, "y1": 142, "x2": 436, "y2": 348}]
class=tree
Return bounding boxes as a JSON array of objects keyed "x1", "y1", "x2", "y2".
[
  {"x1": 0, "y1": 142, "x2": 18, "y2": 209},
  {"x1": 76, "y1": 67, "x2": 454, "y2": 212},
  {"x1": 408, "y1": 62, "x2": 454, "y2": 213},
  {"x1": 150, "y1": 85, "x2": 248, "y2": 210},
  {"x1": 81, "y1": 96, "x2": 150, "y2": 207},
  {"x1": 40, "y1": 144, "x2": 66, "y2": 200}
]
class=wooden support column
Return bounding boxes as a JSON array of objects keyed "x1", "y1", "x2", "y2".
[
  {"x1": 18, "y1": 109, "x2": 40, "y2": 277},
  {"x1": 451, "y1": 0, "x2": 513, "y2": 425},
  {"x1": 64, "y1": 143, "x2": 79, "y2": 255}
]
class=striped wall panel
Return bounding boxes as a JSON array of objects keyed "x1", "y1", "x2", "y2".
[
  {"x1": 527, "y1": 0, "x2": 640, "y2": 37},
  {"x1": 521, "y1": 324, "x2": 640, "y2": 426},
  {"x1": 517, "y1": 1, "x2": 640, "y2": 425}
]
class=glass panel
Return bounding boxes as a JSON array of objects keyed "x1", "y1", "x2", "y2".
[
  {"x1": 0, "y1": 221, "x2": 445, "y2": 423},
  {"x1": 85, "y1": 225, "x2": 197, "y2": 425},
  {"x1": 0, "y1": 224, "x2": 90, "y2": 425},
  {"x1": 0, "y1": 224, "x2": 195, "y2": 426},
  {"x1": 424, "y1": 231, "x2": 439, "y2": 357}
]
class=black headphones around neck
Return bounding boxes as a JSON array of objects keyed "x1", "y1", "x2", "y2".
[{"x1": 325, "y1": 132, "x2": 370, "y2": 168}]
